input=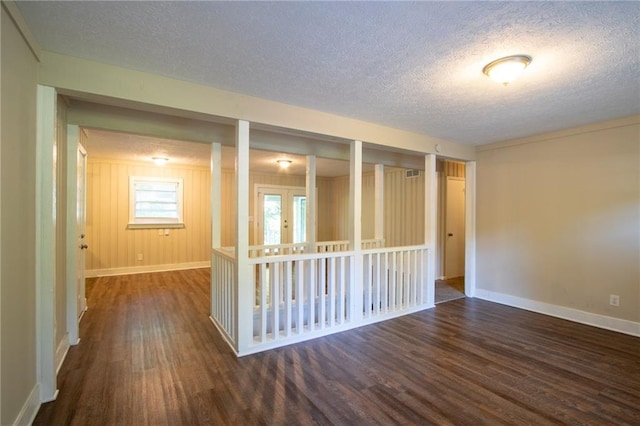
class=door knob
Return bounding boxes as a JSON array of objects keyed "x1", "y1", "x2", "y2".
[
  {"x1": 448, "y1": 233, "x2": 454, "y2": 237},
  {"x1": 80, "y1": 244, "x2": 88, "y2": 250},
  {"x1": 80, "y1": 234, "x2": 85, "y2": 239}
]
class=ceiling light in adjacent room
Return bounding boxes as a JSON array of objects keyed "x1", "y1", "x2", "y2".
[
  {"x1": 152, "y1": 156, "x2": 169, "y2": 166},
  {"x1": 483, "y1": 55, "x2": 532, "y2": 85},
  {"x1": 277, "y1": 159, "x2": 292, "y2": 169}
]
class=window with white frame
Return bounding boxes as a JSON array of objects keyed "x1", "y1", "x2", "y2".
[{"x1": 128, "y1": 176, "x2": 184, "y2": 228}]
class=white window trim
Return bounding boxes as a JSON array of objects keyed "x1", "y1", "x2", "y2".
[{"x1": 127, "y1": 176, "x2": 185, "y2": 229}]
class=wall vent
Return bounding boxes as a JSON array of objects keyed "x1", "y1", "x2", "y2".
[{"x1": 405, "y1": 169, "x2": 421, "y2": 178}]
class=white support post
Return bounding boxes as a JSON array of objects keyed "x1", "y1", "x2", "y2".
[
  {"x1": 211, "y1": 143, "x2": 222, "y2": 249},
  {"x1": 36, "y1": 85, "x2": 58, "y2": 402},
  {"x1": 235, "y1": 120, "x2": 251, "y2": 354},
  {"x1": 306, "y1": 155, "x2": 317, "y2": 253},
  {"x1": 66, "y1": 125, "x2": 80, "y2": 346},
  {"x1": 374, "y1": 163, "x2": 384, "y2": 242},
  {"x1": 210, "y1": 142, "x2": 222, "y2": 320},
  {"x1": 424, "y1": 154, "x2": 437, "y2": 307},
  {"x1": 464, "y1": 161, "x2": 476, "y2": 298},
  {"x1": 349, "y1": 140, "x2": 363, "y2": 321}
]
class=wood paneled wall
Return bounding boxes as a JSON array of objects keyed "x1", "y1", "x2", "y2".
[
  {"x1": 86, "y1": 158, "x2": 212, "y2": 272},
  {"x1": 326, "y1": 168, "x2": 426, "y2": 247},
  {"x1": 384, "y1": 168, "x2": 425, "y2": 247},
  {"x1": 87, "y1": 160, "x2": 443, "y2": 271}
]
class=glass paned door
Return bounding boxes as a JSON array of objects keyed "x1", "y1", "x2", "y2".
[
  {"x1": 257, "y1": 186, "x2": 306, "y2": 245},
  {"x1": 292, "y1": 195, "x2": 306, "y2": 244},
  {"x1": 263, "y1": 193, "x2": 283, "y2": 245}
]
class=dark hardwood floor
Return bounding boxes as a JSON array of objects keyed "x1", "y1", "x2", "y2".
[{"x1": 35, "y1": 269, "x2": 640, "y2": 425}]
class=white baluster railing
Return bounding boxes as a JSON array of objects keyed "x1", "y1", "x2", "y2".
[
  {"x1": 362, "y1": 245, "x2": 429, "y2": 319},
  {"x1": 249, "y1": 251, "x2": 353, "y2": 346},
  {"x1": 212, "y1": 241, "x2": 429, "y2": 356},
  {"x1": 211, "y1": 248, "x2": 237, "y2": 346}
]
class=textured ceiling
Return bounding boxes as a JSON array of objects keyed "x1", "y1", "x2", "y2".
[{"x1": 17, "y1": 1, "x2": 640, "y2": 146}]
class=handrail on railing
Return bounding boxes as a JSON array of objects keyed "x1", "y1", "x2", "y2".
[{"x1": 248, "y1": 249, "x2": 356, "y2": 265}]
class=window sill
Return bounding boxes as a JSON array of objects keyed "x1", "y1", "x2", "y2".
[{"x1": 127, "y1": 222, "x2": 185, "y2": 230}]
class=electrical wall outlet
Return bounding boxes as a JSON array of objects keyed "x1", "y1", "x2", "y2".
[
  {"x1": 609, "y1": 294, "x2": 620, "y2": 307},
  {"x1": 164, "y1": 229, "x2": 170, "y2": 236},
  {"x1": 158, "y1": 229, "x2": 163, "y2": 236},
  {"x1": 137, "y1": 253, "x2": 143, "y2": 261}
]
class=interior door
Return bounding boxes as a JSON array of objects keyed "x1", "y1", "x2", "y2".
[
  {"x1": 444, "y1": 177, "x2": 465, "y2": 278},
  {"x1": 77, "y1": 144, "x2": 88, "y2": 317},
  {"x1": 257, "y1": 186, "x2": 306, "y2": 245}
]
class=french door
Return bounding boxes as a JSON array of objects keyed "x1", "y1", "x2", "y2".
[{"x1": 256, "y1": 186, "x2": 306, "y2": 245}]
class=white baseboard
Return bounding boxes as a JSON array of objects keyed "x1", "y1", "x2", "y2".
[
  {"x1": 13, "y1": 383, "x2": 41, "y2": 426},
  {"x1": 475, "y1": 289, "x2": 640, "y2": 337},
  {"x1": 55, "y1": 334, "x2": 70, "y2": 375},
  {"x1": 86, "y1": 261, "x2": 211, "y2": 278}
]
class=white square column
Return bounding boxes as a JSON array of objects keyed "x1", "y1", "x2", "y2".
[
  {"x1": 306, "y1": 155, "x2": 317, "y2": 252},
  {"x1": 235, "y1": 120, "x2": 251, "y2": 353},
  {"x1": 349, "y1": 140, "x2": 363, "y2": 321},
  {"x1": 374, "y1": 163, "x2": 384, "y2": 242},
  {"x1": 424, "y1": 154, "x2": 437, "y2": 306}
]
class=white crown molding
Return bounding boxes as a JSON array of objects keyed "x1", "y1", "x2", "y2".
[
  {"x1": 1, "y1": 0, "x2": 41, "y2": 61},
  {"x1": 477, "y1": 114, "x2": 640, "y2": 153}
]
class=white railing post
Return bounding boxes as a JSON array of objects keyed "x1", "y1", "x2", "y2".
[
  {"x1": 235, "y1": 120, "x2": 252, "y2": 353},
  {"x1": 211, "y1": 142, "x2": 222, "y2": 319},
  {"x1": 306, "y1": 155, "x2": 317, "y2": 253},
  {"x1": 349, "y1": 140, "x2": 363, "y2": 321},
  {"x1": 424, "y1": 154, "x2": 437, "y2": 306},
  {"x1": 374, "y1": 163, "x2": 384, "y2": 242}
]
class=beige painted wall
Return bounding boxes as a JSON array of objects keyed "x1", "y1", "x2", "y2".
[
  {"x1": 1, "y1": 4, "x2": 39, "y2": 424},
  {"x1": 476, "y1": 118, "x2": 640, "y2": 322},
  {"x1": 86, "y1": 158, "x2": 212, "y2": 272}
]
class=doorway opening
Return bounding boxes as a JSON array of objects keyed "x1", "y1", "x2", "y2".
[{"x1": 435, "y1": 160, "x2": 466, "y2": 304}]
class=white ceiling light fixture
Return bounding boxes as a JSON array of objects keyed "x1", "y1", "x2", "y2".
[
  {"x1": 277, "y1": 159, "x2": 292, "y2": 169},
  {"x1": 152, "y1": 156, "x2": 169, "y2": 166},
  {"x1": 483, "y1": 55, "x2": 532, "y2": 85}
]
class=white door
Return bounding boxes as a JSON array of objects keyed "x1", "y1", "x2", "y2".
[
  {"x1": 256, "y1": 186, "x2": 306, "y2": 245},
  {"x1": 77, "y1": 144, "x2": 88, "y2": 317},
  {"x1": 444, "y1": 177, "x2": 465, "y2": 278}
]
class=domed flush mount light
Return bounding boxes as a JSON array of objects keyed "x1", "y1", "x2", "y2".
[
  {"x1": 483, "y1": 55, "x2": 532, "y2": 85},
  {"x1": 152, "y1": 156, "x2": 169, "y2": 166},
  {"x1": 277, "y1": 159, "x2": 292, "y2": 169}
]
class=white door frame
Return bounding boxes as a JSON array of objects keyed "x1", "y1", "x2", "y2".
[
  {"x1": 253, "y1": 184, "x2": 307, "y2": 245},
  {"x1": 36, "y1": 85, "x2": 58, "y2": 402},
  {"x1": 464, "y1": 161, "x2": 476, "y2": 297},
  {"x1": 65, "y1": 125, "x2": 87, "y2": 345}
]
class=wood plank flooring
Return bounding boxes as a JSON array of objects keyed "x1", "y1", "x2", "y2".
[{"x1": 35, "y1": 269, "x2": 640, "y2": 425}]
